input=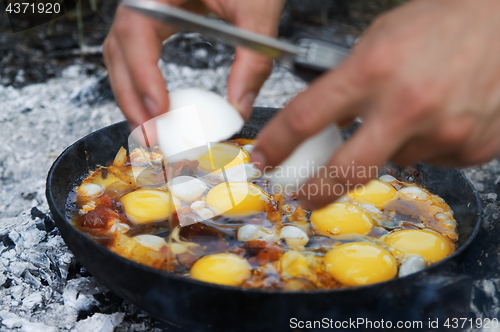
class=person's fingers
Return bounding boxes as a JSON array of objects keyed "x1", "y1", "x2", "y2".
[
  {"x1": 206, "y1": 0, "x2": 283, "y2": 120},
  {"x1": 104, "y1": 36, "x2": 150, "y2": 127},
  {"x1": 251, "y1": 64, "x2": 366, "y2": 170},
  {"x1": 389, "y1": 138, "x2": 439, "y2": 166},
  {"x1": 227, "y1": 48, "x2": 273, "y2": 120},
  {"x1": 426, "y1": 134, "x2": 500, "y2": 167},
  {"x1": 113, "y1": 6, "x2": 176, "y2": 119},
  {"x1": 104, "y1": 37, "x2": 159, "y2": 146},
  {"x1": 297, "y1": 116, "x2": 408, "y2": 210}
]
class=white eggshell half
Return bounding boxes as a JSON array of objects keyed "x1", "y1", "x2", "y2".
[
  {"x1": 264, "y1": 124, "x2": 343, "y2": 190},
  {"x1": 156, "y1": 88, "x2": 244, "y2": 162},
  {"x1": 169, "y1": 176, "x2": 207, "y2": 204}
]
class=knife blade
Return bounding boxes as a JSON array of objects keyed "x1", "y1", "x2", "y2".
[{"x1": 122, "y1": 0, "x2": 350, "y2": 82}]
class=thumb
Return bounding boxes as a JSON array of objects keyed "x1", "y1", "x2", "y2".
[{"x1": 227, "y1": 48, "x2": 273, "y2": 120}]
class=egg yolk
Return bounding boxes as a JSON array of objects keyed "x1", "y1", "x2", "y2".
[
  {"x1": 348, "y1": 180, "x2": 397, "y2": 206},
  {"x1": 383, "y1": 229, "x2": 454, "y2": 263},
  {"x1": 197, "y1": 143, "x2": 250, "y2": 174},
  {"x1": 120, "y1": 189, "x2": 172, "y2": 224},
  {"x1": 280, "y1": 251, "x2": 313, "y2": 279},
  {"x1": 205, "y1": 181, "x2": 268, "y2": 218},
  {"x1": 190, "y1": 253, "x2": 251, "y2": 286},
  {"x1": 310, "y1": 203, "x2": 374, "y2": 236},
  {"x1": 325, "y1": 242, "x2": 397, "y2": 286}
]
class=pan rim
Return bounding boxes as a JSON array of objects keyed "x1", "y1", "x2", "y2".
[{"x1": 46, "y1": 119, "x2": 483, "y2": 295}]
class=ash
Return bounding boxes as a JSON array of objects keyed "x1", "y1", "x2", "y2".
[
  {"x1": 1, "y1": 29, "x2": 500, "y2": 332},
  {"x1": 0, "y1": 31, "x2": 306, "y2": 331}
]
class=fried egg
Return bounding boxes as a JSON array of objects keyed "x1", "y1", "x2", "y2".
[
  {"x1": 324, "y1": 242, "x2": 397, "y2": 286},
  {"x1": 205, "y1": 181, "x2": 269, "y2": 218},
  {"x1": 310, "y1": 203, "x2": 374, "y2": 236},
  {"x1": 383, "y1": 229, "x2": 454, "y2": 263},
  {"x1": 197, "y1": 143, "x2": 250, "y2": 174},
  {"x1": 190, "y1": 253, "x2": 251, "y2": 286},
  {"x1": 120, "y1": 189, "x2": 172, "y2": 224},
  {"x1": 348, "y1": 180, "x2": 397, "y2": 206}
]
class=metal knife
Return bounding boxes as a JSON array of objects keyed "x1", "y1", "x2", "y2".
[{"x1": 122, "y1": 0, "x2": 350, "y2": 83}]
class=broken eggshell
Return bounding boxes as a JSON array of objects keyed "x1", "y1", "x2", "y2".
[
  {"x1": 156, "y1": 88, "x2": 244, "y2": 162},
  {"x1": 263, "y1": 124, "x2": 343, "y2": 191}
]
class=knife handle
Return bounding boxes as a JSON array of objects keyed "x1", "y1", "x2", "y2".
[{"x1": 292, "y1": 38, "x2": 350, "y2": 83}]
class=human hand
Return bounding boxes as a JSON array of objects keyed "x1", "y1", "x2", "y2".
[
  {"x1": 252, "y1": 0, "x2": 500, "y2": 209},
  {"x1": 103, "y1": 0, "x2": 285, "y2": 137}
]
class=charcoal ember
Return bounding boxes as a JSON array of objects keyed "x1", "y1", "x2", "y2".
[
  {"x1": 21, "y1": 192, "x2": 37, "y2": 200},
  {"x1": 0, "y1": 233, "x2": 15, "y2": 249}
]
